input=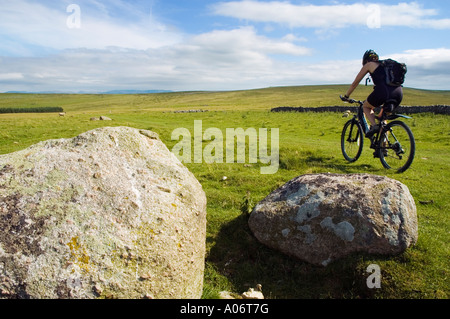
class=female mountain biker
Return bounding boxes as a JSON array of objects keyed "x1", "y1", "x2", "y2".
[{"x1": 342, "y1": 50, "x2": 403, "y2": 137}]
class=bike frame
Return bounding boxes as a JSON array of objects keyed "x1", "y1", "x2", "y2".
[
  {"x1": 356, "y1": 102, "x2": 369, "y2": 135},
  {"x1": 347, "y1": 98, "x2": 411, "y2": 134}
]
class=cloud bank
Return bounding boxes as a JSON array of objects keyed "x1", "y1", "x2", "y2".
[
  {"x1": 0, "y1": 1, "x2": 450, "y2": 92},
  {"x1": 212, "y1": 1, "x2": 450, "y2": 29},
  {"x1": 2, "y1": 44, "x2": 449, "y2": 92}
]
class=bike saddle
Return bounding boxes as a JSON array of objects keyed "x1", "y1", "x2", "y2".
[{"x1": 382, "y1": 99, "x2": 400, "y2": 114}]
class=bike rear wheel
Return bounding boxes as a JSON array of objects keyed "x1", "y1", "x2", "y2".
[
  {"x1": 341, "y1": 119, "x2": 364, "y2": 163},
  {"x1": 378, "y1": 121, "x2": 415, "y2": 173}
]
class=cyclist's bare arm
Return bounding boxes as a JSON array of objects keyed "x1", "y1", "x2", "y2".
[{"x1": 345, "y1": 62, "x2": 379, "y2": 97}]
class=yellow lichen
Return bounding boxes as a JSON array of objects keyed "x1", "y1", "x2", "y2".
[{"x1": 67, "y1": 236, "x2": 91, "y2": 273}]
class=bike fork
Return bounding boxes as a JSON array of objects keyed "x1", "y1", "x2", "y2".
[{"x1": 347, "y1": 118, "x2": 358, "y2": 142}]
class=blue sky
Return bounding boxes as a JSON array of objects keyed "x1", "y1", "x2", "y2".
[{"x1": 1, "y1": 0, "x2": 450, "y2": 92}]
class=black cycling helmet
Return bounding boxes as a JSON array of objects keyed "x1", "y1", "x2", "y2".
[{"x1": 363, "y1": 50, "x2": 379, "y2": 65}]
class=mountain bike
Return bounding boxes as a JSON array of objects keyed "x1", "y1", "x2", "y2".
[{"x1": 339, "y1": 96, "x2": 415, "y2": 173}]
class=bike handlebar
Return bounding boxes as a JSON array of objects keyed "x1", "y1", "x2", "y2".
[{"x1": 340, "y1": 95, "x2": 363, "y2": 105}]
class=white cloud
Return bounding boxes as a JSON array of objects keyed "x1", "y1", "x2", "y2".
[
  {"x1": 181, "y1": 27, "x2": 311, "y2": 62},
  {"x1": 389, "y1": 48, "x2": 450, "y2": 66},
  {"x1": 0, "y1": 73, "x2": 24, "y2": 81},
  {"x1": 212, "y1": 1, "x2": 450, "y2": 29},
  {"x1": 0, "y1": 0, "x2": 181, "y2": 55},
  {"x1": 3, "y1": 44, "x2": 449, "y2": 92}
]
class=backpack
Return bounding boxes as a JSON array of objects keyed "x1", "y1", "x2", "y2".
[{"x1": 380, "y1": 59, "x2": 407, "y2": 87}]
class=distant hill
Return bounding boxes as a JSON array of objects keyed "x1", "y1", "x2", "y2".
[
  {"x1": 2, "y1": 85, "x2": 449, "y2": 113},
  {"x1": 5, "y1": 89, "x2": 172, "y2": 94},
  {"x1": 101, "y1": 90, "x2": 173, "y2": 94}
]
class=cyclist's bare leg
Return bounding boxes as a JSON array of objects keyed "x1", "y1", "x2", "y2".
[{"x1": 363, "y1": 100, "x2": 377, "y2": 126}]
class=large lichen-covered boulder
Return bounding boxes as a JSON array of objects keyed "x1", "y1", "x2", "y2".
[
  {"x1": 249, "y1": 174, "x2": 418, "y2": 266},
  {"x1": 0, "y1": 127, "x2": 207, "y2": 299}
]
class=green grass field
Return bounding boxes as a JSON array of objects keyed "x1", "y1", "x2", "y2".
[{"x1": 1, "y1": 85, "x2": 449, "y2": 299}]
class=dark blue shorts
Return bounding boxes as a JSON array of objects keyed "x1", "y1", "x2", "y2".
[{"x1": 367, "y1": 85, "x2": 403, "y2": 109}]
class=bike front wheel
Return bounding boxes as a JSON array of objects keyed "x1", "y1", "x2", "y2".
[
  {"x1": 341, "y1": 119, "x2": 364, "y2": 163},
  {"x1": 378, "y1": 121, "x2": 415, "y2": 173}
]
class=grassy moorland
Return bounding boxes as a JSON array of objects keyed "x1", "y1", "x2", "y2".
[{"x1": 0, "y1": 85, "x2": 449, "y2": 299}]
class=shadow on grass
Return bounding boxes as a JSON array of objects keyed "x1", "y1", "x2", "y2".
[
  {"x1": 279, "y1": 151, "x2": 380, "y2": 175},
  {"x1": 207, "y1": 213, "x2": 381, "y2": 299}
]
